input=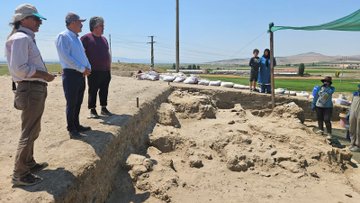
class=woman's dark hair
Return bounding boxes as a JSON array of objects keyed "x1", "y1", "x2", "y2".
[
  {"x1": 7, "y1": 21, "x2": 21, "y2": 39},
  {"x1": 263, "y1": 48, "x2": 271, "y2": 67},
  {"x1": 263, "y1": 49, "x2": 270, "y2": 59}
]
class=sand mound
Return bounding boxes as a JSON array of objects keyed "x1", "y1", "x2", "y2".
[
  {"x1": 270, "y1": 102, "x2": 305, "y2": 123},
  {"x1": 157, "y1": 103, "x2": 181, "y2": 128},
  {"x1": 168, "y1": 90, "x2": 216, "y2": 119}
]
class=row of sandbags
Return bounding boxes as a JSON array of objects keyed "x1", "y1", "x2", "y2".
[
  {"x1": 275, "y1": 88, "x2": 310, "y2": 97},
  {"x1": 137, "y1": 72, "x2": 311, "y2": 96},
  {"x1": 159, "y1": 73, "x2": 251, "y2": 89}
]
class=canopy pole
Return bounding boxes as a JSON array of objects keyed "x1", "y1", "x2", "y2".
[{"x1": 269, "y1": 23, "x2": 275, "y2": 109}]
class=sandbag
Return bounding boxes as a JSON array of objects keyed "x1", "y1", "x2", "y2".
[
  {"x1": 184, "y1": 76, "x2": 198, "y2": 84},
  {"x1": 147, "y1": 71, "x2": 160, "y2": 80},
  {"x1": 284, "y1": 90, "x2": 296, "y2": 96},
  {"x1": 221, "y1": 82, "x2": 234, "y2": 88},
  {"x1": 137, "y1": 73, "x2": 147, "y2": 80},
  {"x1": 275, "y1": 88, "x2": 285, "y2": 94},
  {"x1": 173, "y1": 76, "x2": 186, "y2": 83},
  {"x1": 147, "y1": 75, "x2": 158, "y2": 81},
  {"x1": 198, "y1": 80, "x2": 210, "y2": 86},
  {"x1": 233, "y1": 84, "x2": 249, "y2": 89},
  {"x1": 296, "y1": 91, "x2": 310, "y2": 98},
  {"x1": 209, "y1": 80, "x2": 221, "y2": 86},
  {"x1": 162, "y1": 75, "x2": 176, "y2": 82}
]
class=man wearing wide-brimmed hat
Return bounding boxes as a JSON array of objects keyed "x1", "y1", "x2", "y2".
[
  {"x1": 6, "y1": 3, "x2": 55, "y2": 186},
  {"x1": 56, "y1": 12, "x2": 92, "y2": 139},
  {"x1": 349, "y1": 84, "x2": 360, "y2": 152},
  {"x1": 311, "y1": 76, "x2": 335, "y2": 140}
]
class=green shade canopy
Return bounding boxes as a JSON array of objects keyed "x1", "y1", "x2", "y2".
[{"x1": 270, "y1": 9, "x2": 360, "y2": 32}]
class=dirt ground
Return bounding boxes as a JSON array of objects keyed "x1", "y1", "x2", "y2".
[
  {"x1": 0, "y1": 75, "x2": 169, "y2": 202},
  {"x1": 110, "y1": 90, "x2": 360, "y2": 203}
]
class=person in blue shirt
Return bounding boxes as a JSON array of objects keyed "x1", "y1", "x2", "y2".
[
  {"x1": 258, "y1": 49, "x2": 276, "y2": 93},
  {"x1": 349, "y1": 84, "x2": 360, "y2": 152},
  {"x1": 56, "y1": 13, "x2": 92, "y2": 139},
  {"x1": 311, "y1": 76, "x2": 335, "y2": 140}
]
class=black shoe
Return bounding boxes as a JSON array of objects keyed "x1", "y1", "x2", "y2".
[
  {"x1": 69, "y1": 131, "x2": 85, "y2": 139},
  {"x1": 89, "y1": 108, "x2": 99, "y2": 119},
  {"x1": 30, "y1": 162, "x2": 48, "y2": 173},
  {"x1": 101, "y1": 107, "x2": 112, "y2": 116},
  {"x1": 12, "y1": 173, "x2": 43, "y2": 187},
  {"x1": 77, "y1": 125, "x2": 91, "y2": 132}
]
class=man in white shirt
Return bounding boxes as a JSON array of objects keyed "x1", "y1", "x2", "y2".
[
  {"x1": 56, "y1": 13, "x2": 92, "y2": 139},
  {"x1": 6, "y1": 4, "x2": 55, "y2": 186}
]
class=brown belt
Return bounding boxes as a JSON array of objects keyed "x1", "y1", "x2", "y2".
[{"x1": 18, "y1": 80, "x2": 47, "y2": 86}]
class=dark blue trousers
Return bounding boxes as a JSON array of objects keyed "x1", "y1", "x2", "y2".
[
  {"x1": 62, "y1": 69, "x2": 85, "y2": 132},
  {"x1": 260, "y1": 84, "x2": 271, "y2": 94}
]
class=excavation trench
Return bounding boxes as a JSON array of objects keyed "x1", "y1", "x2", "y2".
[
  {"x1": 103, "y1": 87, "x2": 357, "y2": 203},
  {"x1": 2, "y1": 77, "x2": 355, "y2": 203}
]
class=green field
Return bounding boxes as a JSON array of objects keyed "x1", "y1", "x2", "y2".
[
  {"x1": 201, "y1": 75, "x2": 359, "y2": 93},
  {"x1": 0, "y1": 65, "x2": 8, "y2": 75},
  {"x1": 2, "y1": 63, "x2": 359, "y2": 93},
  {"x1": 0, "y1": 63, "x2": 62, "y2": 76}
]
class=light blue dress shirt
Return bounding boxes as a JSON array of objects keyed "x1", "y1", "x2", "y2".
[{"x1": 55, "y1": 29, "x2": 91, "y2": 73}]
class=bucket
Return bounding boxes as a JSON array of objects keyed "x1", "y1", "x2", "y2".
[{"x1": 339, "y1": 113, "x2": 347, "y2": 128}]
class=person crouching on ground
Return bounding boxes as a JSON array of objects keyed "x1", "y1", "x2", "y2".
[
  {"x1": 249, "y1": 49, "x2": 260, "y2": 92},
  {"x1": 81, "y1": 16, "x2": 112, "y2": 119},
  {"x1": 349, "y1": 84, "x2": 360, "y2": 152},
  {"x1": 311, "y1": 76, "x2": 335, "y2": 140},
  {"x1": 258, "y1": 49, "x2": 276, "y2": 94},
  {"x1": 56, "y1": 13, "x2": 92, "y2": 139},
  {"x1": 6, "y1": 3, "x2": 55, "y2": 186}
]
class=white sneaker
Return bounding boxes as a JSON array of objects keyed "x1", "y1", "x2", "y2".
[
  {"x1": 326, "y1": 133, "x2": 332, "y2": 140},
  {"x1": 315, "y1": 130, "x2": 324, "y2": 135}
]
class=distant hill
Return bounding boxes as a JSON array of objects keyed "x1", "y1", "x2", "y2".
[{"x1": 209, "y1": 52, "x2": 360, "y2": 65}]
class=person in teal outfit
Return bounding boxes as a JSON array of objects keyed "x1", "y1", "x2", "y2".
[
  {"x1": 258, "y1": 49, "x2": 276, "y2": 93},
  {"x1": 311, "y1": 76, "x2": 335, "y2": 140}
]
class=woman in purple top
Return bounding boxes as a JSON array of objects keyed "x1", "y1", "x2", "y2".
[{"x1": 81, "y1": 16, "x2": 112, "y2": 118}]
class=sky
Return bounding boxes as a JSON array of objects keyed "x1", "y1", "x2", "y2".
[{"x1": 1, "y1": 0, "x2": 360, "y2": 63}]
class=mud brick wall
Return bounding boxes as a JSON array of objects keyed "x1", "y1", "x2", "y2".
[{"x1": 175, "y1": 86, "x2": 346, "y2": 121}]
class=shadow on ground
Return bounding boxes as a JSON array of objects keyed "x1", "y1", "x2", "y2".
[
  {"x1": 15, "y1": 168, "x2": 75, "y2": 201},
  {"x1": 106, "y1": 169, "x2": 151, "y2": 203},
  {"x1": 306, "y1": 123, "x2": 360, "y2": 163}
]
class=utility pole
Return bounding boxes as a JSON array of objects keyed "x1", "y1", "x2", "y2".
[
  {"x1": 269, "y1": 23, "x2": 275, "y2": 109},
  {"x1": 147, "y1": 36, "x2": 156, "y2": 69},
  {"x1": 176, "y1": 0, "x2": 180, "y2": 72},
  {"x1": 109, "y1": 34, "x2": 112, "y2": 62}
]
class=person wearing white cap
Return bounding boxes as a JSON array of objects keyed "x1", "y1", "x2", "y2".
[
  {"x1": 55, "y1": 12, "x2": 92, "y2": 139},
  {"x1": 5, "y1": 3, "x2": 55, "y2": 186}
]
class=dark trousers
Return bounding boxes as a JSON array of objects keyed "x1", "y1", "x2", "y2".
[
  {"x1": 62, "y1": 69, "x2": 85, "y2": 132},
  {"x1": 316, "y1": 107, "x2": 332, "y2": 134},
  {"x1": 13, "y1": 82, "x2": 47, "y2": 178},
  {"x1": 260, "y1": 85, "x2": 271, "y2": 94},
  {"x1": 87, "y1": 71, "x2": 111, "y2": 109}
]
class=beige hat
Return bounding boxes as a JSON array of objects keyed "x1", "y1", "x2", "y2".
[{"x1": 12, "y1": 4, "x2": 46, "y2": 22}]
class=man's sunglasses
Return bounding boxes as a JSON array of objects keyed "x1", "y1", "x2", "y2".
[{"x1": 28, "y1": 16, "x2": 42, "y2": 22}]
